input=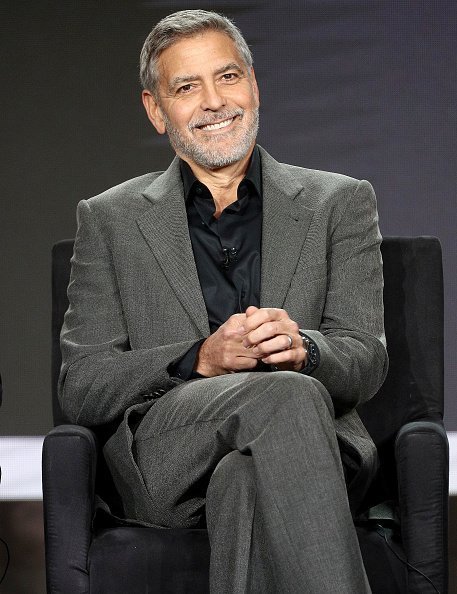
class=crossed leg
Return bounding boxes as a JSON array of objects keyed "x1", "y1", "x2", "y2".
[{"x1": 132, "y1": 371, "x2": 371, "y2": 593}]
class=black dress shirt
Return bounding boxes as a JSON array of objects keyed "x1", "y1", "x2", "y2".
[{"x1": 170, "y1": 147, "x2": 263, "y2": 380}]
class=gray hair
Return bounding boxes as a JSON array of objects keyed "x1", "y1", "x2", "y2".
[{"x1": 139, "y1": 10, "x2": 253, "y2": 98}]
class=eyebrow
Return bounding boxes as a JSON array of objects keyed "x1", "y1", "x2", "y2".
[{"x1": 167, "y1": 62, "x2": 245, "y2": 93}]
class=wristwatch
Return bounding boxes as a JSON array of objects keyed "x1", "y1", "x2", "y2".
[{"x1": 298, "y1": 330, "x2": 320, "y2": 374}]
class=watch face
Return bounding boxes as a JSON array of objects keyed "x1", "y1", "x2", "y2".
[{"x1": 308, "y1": 342, "x2": 318, "y2": 366}]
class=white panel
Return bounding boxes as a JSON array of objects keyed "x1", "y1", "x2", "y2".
[
  {"x1": 0, "y1": 433, "x2": 456, "y2": 500},
  {"x1": 0, "y1": 437, "x2": 44, "y2": 500},
  {"x1": 448, "y1": 432, "x2": 457, "y2": 495}
]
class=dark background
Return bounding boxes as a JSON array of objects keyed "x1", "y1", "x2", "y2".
[{"x1": 1, "y1": 0, "x2": 456, "y2": 435}]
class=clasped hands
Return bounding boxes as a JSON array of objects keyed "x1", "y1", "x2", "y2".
[{"x1": 195, "y1": 306, "x2": 307, "y2": 377}]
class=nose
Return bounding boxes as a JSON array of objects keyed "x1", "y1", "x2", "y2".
[{"x1": 200, "y1": 81, "x2": 226, "y2": 111}]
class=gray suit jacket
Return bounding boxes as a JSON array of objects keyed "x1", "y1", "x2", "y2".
[{"x1": 59, "y1": 146, "x2": 388, "y2": 502}]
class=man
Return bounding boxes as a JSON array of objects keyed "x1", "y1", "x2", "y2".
[{"x1": 59, "y1": 9, "x2": 388, "y2": 593}]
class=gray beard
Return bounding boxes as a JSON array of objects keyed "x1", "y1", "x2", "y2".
[{"x1": 162, "y1": 108, "x2": 259, "y2": 169}]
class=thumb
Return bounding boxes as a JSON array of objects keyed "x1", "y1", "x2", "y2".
[{"x1": 245, "y1": 305, "x2": 259, "y2": 317}]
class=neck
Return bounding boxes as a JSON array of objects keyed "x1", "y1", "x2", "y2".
[{"x1": 180, "y1": 145, "x2": 255, "y2": 218}]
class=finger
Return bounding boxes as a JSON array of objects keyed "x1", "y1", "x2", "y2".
[
  {"x1": 245, "y1": 323, "x2": 286, "y2": 350},
  {"x1": 243, "y1": 318, "x2": 298, "y2": 348},
  {"x1": 240, "y1": 310, "x2": 289, "y2": 341},
  {"x1": 235, "y1": 305, "x2": 260, "y2": 335},
  {"x1": 234, "y1": 355, "x2": 260, "y2": 371},
  {"x1": 240, "y1": 307, "x2": 289, "y2": 335},
  {"x1": 260, "y1": 346, "x2": 306, "y2": 366},
  {"x1": 251, "y1": 334, "x2": 295, "y2": 357},
  {"x1": 225, "y1": 313, "x2": 247, "y2": 330}
]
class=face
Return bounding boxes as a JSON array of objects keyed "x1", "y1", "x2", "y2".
[{"x1": 142, "y1": 30, "x2": 260, "y2": 170}]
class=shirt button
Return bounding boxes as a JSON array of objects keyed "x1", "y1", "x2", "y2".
[{"x1": 195, "y1": 186, "x2": 202, "y2": 195}]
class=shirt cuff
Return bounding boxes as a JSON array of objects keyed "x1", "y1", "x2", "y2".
[{"x1": 167, "y1": 339, "x2": 206, "y2": 380}]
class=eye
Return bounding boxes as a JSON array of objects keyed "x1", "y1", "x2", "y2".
[
  {"x1": 177, "y1": 83, "x2": 194, "y2": 94},
  {"x1": 221, "y1": 72, "x2": 239, "y2": 83}
]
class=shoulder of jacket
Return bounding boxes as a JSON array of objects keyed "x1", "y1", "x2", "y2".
[
  {"x1": 281, "y1": 163, "x2": 360, "y2": 190},
  {"x1": 258, "y1": 146, "x2": 362, "y2": 196}
]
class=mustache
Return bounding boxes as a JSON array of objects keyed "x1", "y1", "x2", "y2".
[{"x1": 189, "y1": 109, "x2": 244, "y2": 130}]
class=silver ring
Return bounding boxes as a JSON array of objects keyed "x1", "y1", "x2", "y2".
[{"x1": 285, "y1": 335, "x2": 293, "y2": 350}]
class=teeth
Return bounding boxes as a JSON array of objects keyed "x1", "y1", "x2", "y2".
[{"x1": 200, "y1": 118, "x2": 234, "y2": 131}]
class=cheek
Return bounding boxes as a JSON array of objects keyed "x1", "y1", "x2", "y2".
[
  {"x1": 163, "y1": 100, "x2": 193, "y2": 130},
  {"x1": 233, "y1": 86, "x2": 259, "y2": 110},
  {"x1": 177, "y1": 104, "x2": 201, "y2": 130}
]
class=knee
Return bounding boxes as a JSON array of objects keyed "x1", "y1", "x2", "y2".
[
  {"x1": 267, "y1": 371, "x2": 335, "y2": 419},
  {"x1": 207, "y1": 450, "x2": 255, "y2": 496}
]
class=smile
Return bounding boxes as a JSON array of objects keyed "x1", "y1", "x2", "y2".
[{"x1": 199, "y1": 117, "x2": 235, "y2": 131}]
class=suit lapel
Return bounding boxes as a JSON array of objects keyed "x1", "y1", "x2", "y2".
[
  {"x1": 259, "y1": 148, "x2": 316, "y2": 308},
  {"x1": 136, "y1": 148, "x2": 315, "y2": 331},
  {"x1": 137, "y1": 157, "x2": 210, "y2": 336}
]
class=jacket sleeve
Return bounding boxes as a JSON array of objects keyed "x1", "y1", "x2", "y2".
[
  {"x1": 58, "y1": 199, "x2": 199, "y2": 426},
  {"x1": 304, "y1": 179, "x2": 388, "y2": 416}
]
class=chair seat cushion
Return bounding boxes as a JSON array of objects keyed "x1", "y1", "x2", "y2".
[
  {"x1": 356, "y1": 525, "x2": 406, "y2": 594},
  {"x1": 89, "y1": 526, "x2": 210, "y2": 594},
  {"x1": 88, "y1": 524, "x2": 407, "y2": 594}
]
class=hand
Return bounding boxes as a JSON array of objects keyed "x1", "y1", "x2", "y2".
[
  {"x1": 195, "y1": 313, "x2": 259, "y2": 377},
  {"x1": 239, "y1": 306, "x2": 307, "y2": 372}
]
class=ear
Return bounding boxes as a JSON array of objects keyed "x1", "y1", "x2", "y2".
[
  {"x1": 249, "y1": 67, "x2": 260, "y2": 108},
  {"x1": 142, "y1": 90, "x2": 167, "y2": 135}
]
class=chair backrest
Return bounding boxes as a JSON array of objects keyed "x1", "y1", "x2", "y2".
[
  {"x1": 52, "y1": 237, "x2": 444, "y2": 437},
  {"x1": 51, "y1": 239, "x2": 75, "y2": 425},
  {"x1": 358, "y1": 236, "x2": 444, "y2": 445}
]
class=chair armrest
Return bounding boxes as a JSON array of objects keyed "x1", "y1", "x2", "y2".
[
  {"x1": 395, "y1": 420, "x2": 449, "y2": 593},
  {"x1": 42, "y1": 424, "x2": 98, "y2": 594}
]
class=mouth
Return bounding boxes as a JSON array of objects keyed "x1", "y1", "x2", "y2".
[{"x1": 197, "y1": 116, "x2": 237, "y2": 132}]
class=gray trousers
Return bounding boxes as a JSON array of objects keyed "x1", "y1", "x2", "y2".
[{"x1": 132, "y1": 371, "x2": 371, "y2": 594}]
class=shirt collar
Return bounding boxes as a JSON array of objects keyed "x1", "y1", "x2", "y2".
[{"x1": 180, "y1": 145, "x2": 262, "y2": 202}]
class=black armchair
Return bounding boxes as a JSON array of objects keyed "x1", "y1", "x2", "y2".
[{"x1": 43, "y1": 237, "x2": 448, "y2": 593}]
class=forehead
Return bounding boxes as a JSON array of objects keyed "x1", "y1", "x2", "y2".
[{"x1": 157, "y1": 30, "x2": 245, "y2": 83}]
